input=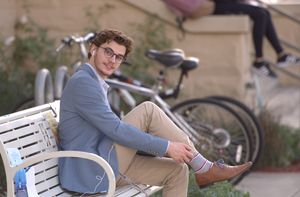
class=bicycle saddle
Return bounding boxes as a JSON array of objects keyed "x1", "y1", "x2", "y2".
[
  {"x1": 145, "y1": 49, "x2": 184, "y2": 68},
  {"x1": 180, "y1": 57, "x2": 199, "y2": 72}
]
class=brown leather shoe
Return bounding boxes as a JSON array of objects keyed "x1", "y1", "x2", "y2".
[{"x1": 195, "y1": 160, "x2": 252, "y2": 187}]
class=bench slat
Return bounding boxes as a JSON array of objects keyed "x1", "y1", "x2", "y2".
[
  {"x1": 115, "y1": 185, "x2": 162, "y2": 197},
  {"x1": 0, "y1": 123, "x2": 38, "y2": 143},
  {"x1": 36, "y1": 175, "x2": 60, "y2": 194},
  {"x1": 39, "y1": 186, "x2": 65, "y2": 197},
  {"x1": 0, "y1": 113, "x2": 46, "y2": 133},
  {"x1": 2, "y1": 120, "x2": 57, "y2": 160},
  {"x1": 35, "y1": 165, "x2": 59, "y2": 184},
  {"x1": 20, "y1": 143, "x2": 57, "y2": 160},
  {"x1": 4, "y1": 133, "x2": 56, "y2": 158},
  {"x1": 56, "y1": 192, "x2": 71, "y2": 197},
  {"x1": 0, "y1": 118, "x2": 33, "y2": 134},
  {"x1": 117, "y1": 185, "x2": 144, "y2": 196},
  {"x1": 33, "y1": 159, "x2": 58, "y2": 175},
  {"x1": 0, "y1": 134, "x2": 38, "y2": 151}
]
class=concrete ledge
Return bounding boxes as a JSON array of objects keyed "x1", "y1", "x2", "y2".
[
  {"x1": 122, "y1": 0, "x2": 250, "y2": 33},
  {"x1": 184, "y1": 15, "x2": 250, "y2": 33}
]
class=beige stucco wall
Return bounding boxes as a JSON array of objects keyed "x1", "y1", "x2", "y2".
[
  {"x1": 0, "y1": 0, "x2": 299, "y2": 103},
  {"x1": 0, "y1": 0, "x2": 17, "y2": 38}
]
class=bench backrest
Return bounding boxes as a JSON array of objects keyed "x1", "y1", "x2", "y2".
[{"x1": 0, "y1": 101, "x2": 68, "y2": 196}]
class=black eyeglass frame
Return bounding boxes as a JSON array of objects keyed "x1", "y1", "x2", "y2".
[{"x1": 99, "y1": 46, "x2": 126, "y2": 63}]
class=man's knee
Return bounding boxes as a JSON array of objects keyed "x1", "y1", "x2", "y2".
[
  {"x1": 140, "y1": 101, "x2": 161, "y2": 113},
  {"x1": 141, "y1": 101, "x2": 157, "y2": 109}
]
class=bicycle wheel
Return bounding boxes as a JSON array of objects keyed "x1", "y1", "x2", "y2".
[
  {"x1": 13, "y1": 97, "x2": 35, "y2": 112},
  {"x1": 171, "y1": 98, "x2": 252, "y2": 185},
  {"x1": 207, "y1": 95, "x2": 264, "y2": 165}
]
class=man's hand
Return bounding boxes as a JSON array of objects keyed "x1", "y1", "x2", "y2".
[{"x1": 166, "y1": 141, "x2": 194, "y2": 163}]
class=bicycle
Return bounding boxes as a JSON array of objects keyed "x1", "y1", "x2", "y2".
[
  {"x1": 110, "y1": 48, "x2": 264, "y2": 177},
  {"x1": 107, "y1": 49, "x2": 254, "y2": 184}
]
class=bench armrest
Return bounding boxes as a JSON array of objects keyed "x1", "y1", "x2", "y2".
[{"x1": 6, "y1": 151, "x2": 115, "y2": 197}]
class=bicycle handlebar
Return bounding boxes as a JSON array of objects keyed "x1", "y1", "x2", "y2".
[{"x1": 56, "y1": 32, "x2": 96, "y2": 53}]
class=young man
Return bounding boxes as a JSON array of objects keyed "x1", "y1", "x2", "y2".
[{"x1": 58, "y1": 29, "x2": 252, "y2": 196}]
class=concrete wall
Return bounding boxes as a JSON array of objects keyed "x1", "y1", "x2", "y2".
[
  {"x1": 0, "y1": 0, "x2": 17, "y2": 38},
  {"x1": 1, "y1": 0, "x2": 299, "y2": 103}
]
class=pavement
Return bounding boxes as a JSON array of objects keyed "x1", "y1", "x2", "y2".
[
  {"x1": 236, "y1": 68, "x2": 300, "y2": 197},
  {"x1": 237, "y1": 172, "x2": 300, "y2": 197}
]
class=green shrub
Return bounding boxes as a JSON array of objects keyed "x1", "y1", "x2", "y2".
[
  {"x1": 0, "y1": 18, "x2": 75, "y2": 115},
  {"x1": 255, "y1": 110, "x2": 300, "y2": 168},
  {"x1": 151, "y1": 171, "x2": 249, "y2": 197}
]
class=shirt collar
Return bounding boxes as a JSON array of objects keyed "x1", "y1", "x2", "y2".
[{"x1": 86, "y1": 63, "x2": 110, "y2": 93}]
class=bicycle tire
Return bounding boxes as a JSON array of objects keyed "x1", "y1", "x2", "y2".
[
  {"x1": 207, "y1": 95, "x2": 264, "y2": 165},
  {"x1": 171, "y1": 98, "x2": 252, "y2": 185},
  {"x1": 13, "y1": 97, "x2": 35, "y2": 112}
]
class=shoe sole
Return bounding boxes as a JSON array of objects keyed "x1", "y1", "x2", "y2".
[
  {"x1": 251, "y1": 67, "x2": 278, "y2": 79},
  {"x1": 277, "y1": 62, "x2": 300, "y2": 68}
]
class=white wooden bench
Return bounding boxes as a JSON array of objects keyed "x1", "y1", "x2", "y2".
[{"x1": 0, "y1": 101, "x2": 162, "y2": 197}]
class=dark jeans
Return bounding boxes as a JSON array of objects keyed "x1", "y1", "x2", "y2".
[{"x1": 213, "y1": 1, "x2": 283, "y2": 58}]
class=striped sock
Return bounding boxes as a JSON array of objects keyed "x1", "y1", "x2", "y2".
[{"x1": 189, "y1": 153, "x2": 213, "y2": 174}]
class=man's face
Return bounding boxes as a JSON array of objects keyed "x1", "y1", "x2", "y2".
[{"x1": 90, "y1": 41, "x2": 126, "y2": 79}]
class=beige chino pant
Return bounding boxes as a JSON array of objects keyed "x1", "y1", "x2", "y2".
[{"x1": 115, "y1": 101, "x2": 197, "y2": 197}]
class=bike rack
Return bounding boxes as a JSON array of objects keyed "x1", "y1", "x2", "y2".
[
  {"x1": 252, "y1": 74, "x2": 264, "y2": 111},
  {"x1": 35, "y1": 66, "x2": 71, "y2": 106},
  {"x1": 35, "y1": 68, "x2": 54, "y2": 106},
  {"x1": 72, "y1": 61, "x2": 82, "y2": 74},
  {"x1": 54, "y1": 65, "x2": 70, "y2": 99}
]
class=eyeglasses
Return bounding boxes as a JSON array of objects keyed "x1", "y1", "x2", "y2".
[{"x1": 99, "y1": 47, "x2": 125, "y2": 63}]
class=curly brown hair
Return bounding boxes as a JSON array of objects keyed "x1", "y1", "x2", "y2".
[{"x1": 88, "y1": 29, "x2": 133, "y2": 59}]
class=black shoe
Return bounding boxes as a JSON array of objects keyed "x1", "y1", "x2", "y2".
[
  {"x1": 277, "y1": 54, "x2": 300, "y2": 68},
  {"x1": 253, "y1": 61, "x2": 277, "y2": 78}
]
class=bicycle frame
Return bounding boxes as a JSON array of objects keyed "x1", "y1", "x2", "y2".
[
  {"x1": 106, "y1": 79, "x2": 210, "y2": 147},
  {"x1": 109, "y1": 54, "x2": 199, "y2": 110}
]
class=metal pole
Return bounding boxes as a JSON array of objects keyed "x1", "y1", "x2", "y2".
[{"x1": 35, "y1": 68, "x2": 54, "y2": 106}]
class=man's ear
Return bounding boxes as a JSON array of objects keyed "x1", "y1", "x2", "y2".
[{"x1": 90, "y1": 46, "x2": 97, "y2": 56}]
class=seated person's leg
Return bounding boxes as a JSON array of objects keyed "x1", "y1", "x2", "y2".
[
  {"x1": 121, "y1": 102, "x2": 252, "y2": 187},
  {"x1": 116, "y1": 154, "x2": 189, "y2": 197}
]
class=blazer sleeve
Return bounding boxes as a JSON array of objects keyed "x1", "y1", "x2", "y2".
[{"x1": 72, "y1": 75, "x2": 168, "y2": 157}]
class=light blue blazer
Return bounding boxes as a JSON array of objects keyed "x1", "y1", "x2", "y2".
[{"x1": 58, "y1": 64, "x2": 168, "y2": 193}]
